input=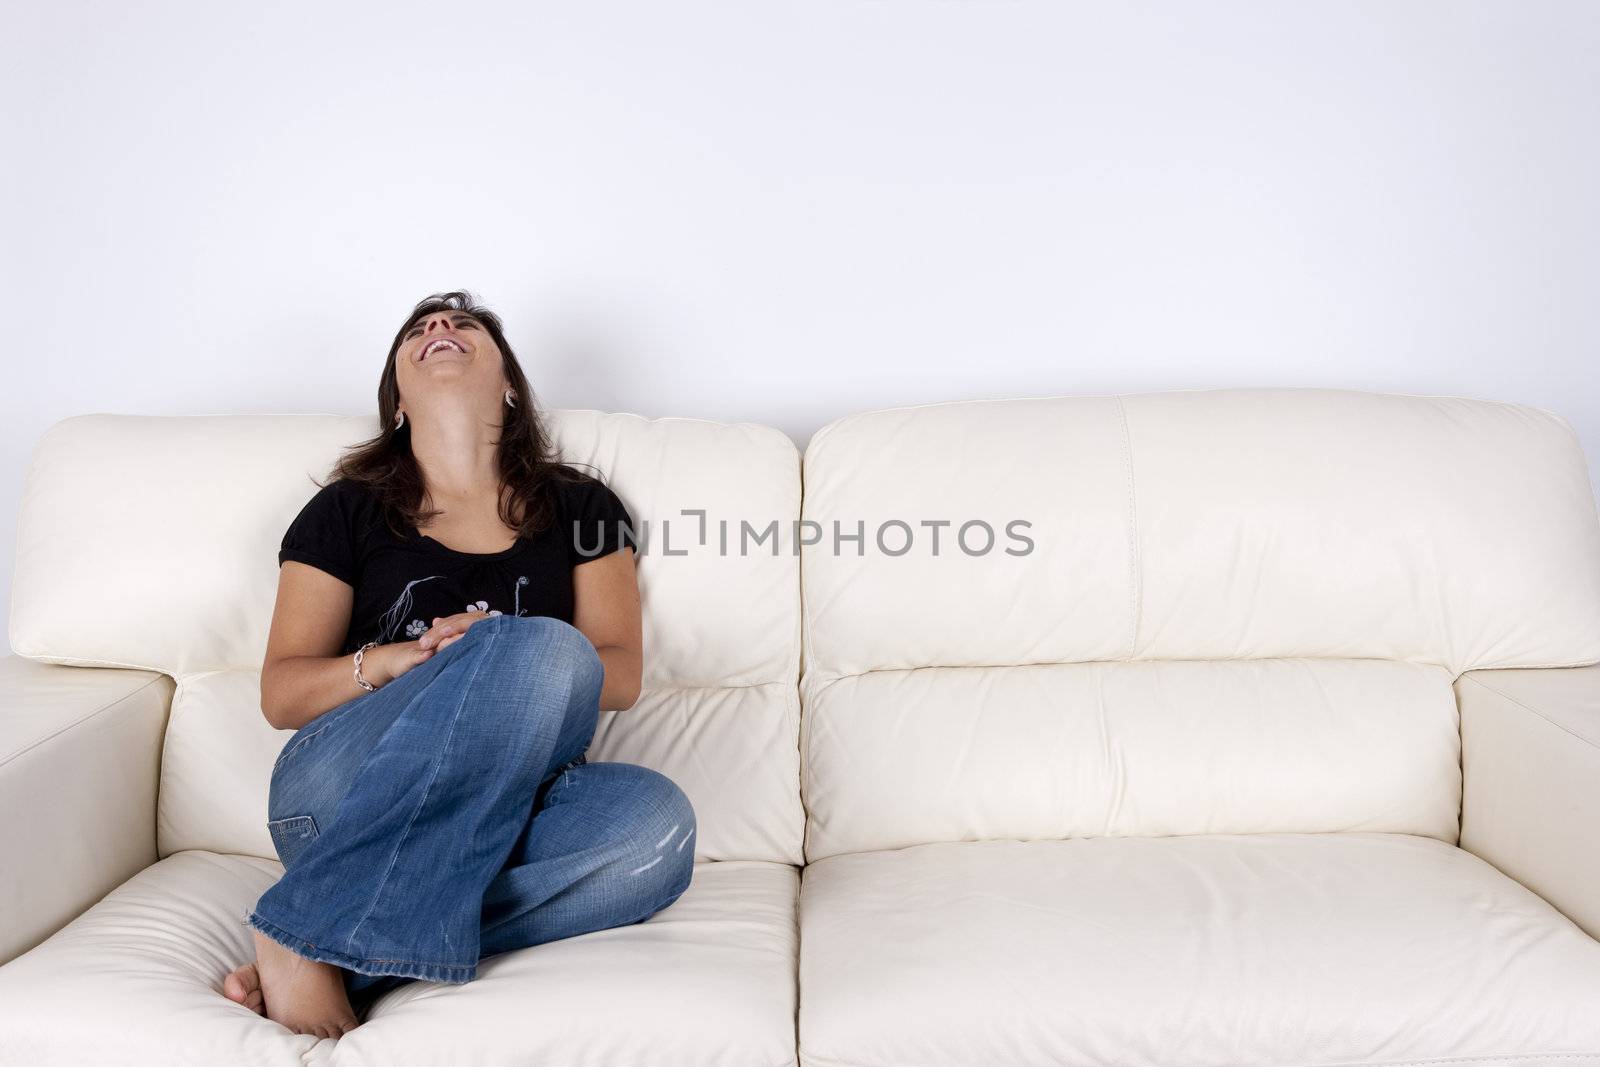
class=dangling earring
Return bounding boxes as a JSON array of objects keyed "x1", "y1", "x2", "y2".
[
  {"x1": 394, "y1": 410, "x2": 405, "y2": 430},
  {"x1": 504, "y1": 389, "x2": 516, "y2": 408}
]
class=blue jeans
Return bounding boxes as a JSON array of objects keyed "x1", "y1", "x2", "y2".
[{"x1": 245, "y1": 613, "x2": 696, "y2": 1004}]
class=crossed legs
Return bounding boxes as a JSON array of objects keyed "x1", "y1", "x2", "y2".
[{"x1": 229, "y1": 613, "x2": 695, "y2": 1032}]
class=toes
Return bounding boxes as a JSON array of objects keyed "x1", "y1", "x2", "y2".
[{"x1": 222, "y1": 964, "x2": 263, "y2": 1011}]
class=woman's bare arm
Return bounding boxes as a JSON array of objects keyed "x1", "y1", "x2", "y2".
[
  {"x1": 259, "y1": 561, "x2": 433, "y2": 731},
  {"x1": 572, "y1": 547, "x2": 643, "y2": 711}
]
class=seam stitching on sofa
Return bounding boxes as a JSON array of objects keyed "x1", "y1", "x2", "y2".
[
  {"x1": 1309, "y1": 1055, "x2": 1600, "y2": 1066},
  {"x1": 7, "y1": 649, "x2": 170, "y2": 672},
  {"x1": 0, "y1": 673, "x2": 169, "y2": 770},
  {"x1": 784, "y1": 386, "x2": 1557, "y2": 431},
  {"x1": 1457, "y1": 660, "x2": 1600, "y2": 678},
  {"x1": 1462, "y1": 674, "x2": 1600, "y2": 751},
  {"x1": 798, "y1": 441, "x2": 816, "y2": 867},
  {"x1": 640, "y1": 679, "x2": 789, "y2": 693},
  {"x1": 796, "y1": 1051, "x2": 1600, "y2": 1067},
  {"x1": 1113, "y1": 394, "x2": 1142, "y2": 661},
  {"x1": 790, "y1": 682, "x2": 810, "y2": 866},
  {"x1": 805, "y1": 655, "x2": 1455, "y2": 700},
  {"x1": 181, "y1": 672, "x2": 787, "y2": 693}
]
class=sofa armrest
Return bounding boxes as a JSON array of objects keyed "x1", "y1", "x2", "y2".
[
  {"x1": 1458, "y1": 665, "x2": 1600, "y2": 940},
  {"x1": 0, "y1": 655, "x2": 172, "y2": 964}
]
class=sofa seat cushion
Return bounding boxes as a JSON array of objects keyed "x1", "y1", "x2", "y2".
[
  {"x1": 798, "y1": 833, "x2": 1600, "y2": 1067},
  {"x1": 0, "y1": 850, "x2": 799, "y2": 1066}
]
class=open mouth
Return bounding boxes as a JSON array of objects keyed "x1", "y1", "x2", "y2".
[{"x1": 419, "y1": 338, "x2": 466, "y2": 362}]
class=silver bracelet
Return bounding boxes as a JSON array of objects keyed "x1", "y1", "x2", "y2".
[{"x1": 353, "y1": 640, "x2": 380, "y2": 692}]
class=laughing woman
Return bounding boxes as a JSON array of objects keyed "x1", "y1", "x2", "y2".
[{"x1": 222, "y1": 291, "x2": 694, "y2": 1037}]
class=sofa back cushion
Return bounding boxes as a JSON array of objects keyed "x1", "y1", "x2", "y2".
[
  {"x1": 799, "y1": 389, "x2": 1600, "y2": 860},
  {"x1": 10, "y1": 412, "x2": 803, "y2": 864}
]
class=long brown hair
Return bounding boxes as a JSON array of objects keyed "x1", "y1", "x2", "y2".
[{"x1": 322, "y1": 289, "x2": 581, "y2": 539}]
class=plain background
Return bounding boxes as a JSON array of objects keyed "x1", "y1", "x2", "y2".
[{"x1": 2, "y1": 0, "x2": 1597, "y2": 654}]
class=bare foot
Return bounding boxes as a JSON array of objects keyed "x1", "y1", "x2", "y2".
[
  {"x1": 222, "y1": 960, "x2": 265, "y2": 1016},
  {"x1": 222, "y1": 930, "x2": 360, "y2": 1039}
]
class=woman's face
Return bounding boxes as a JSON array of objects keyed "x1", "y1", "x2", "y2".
[{"x1": 393, "y1": 309, "x2": 507, "y2": 415}]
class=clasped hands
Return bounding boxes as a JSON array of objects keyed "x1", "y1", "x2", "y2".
[{"x1": 417, "y1": 608, "x2": 496, "y2": 652}]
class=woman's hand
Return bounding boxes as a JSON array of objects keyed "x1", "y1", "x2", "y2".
[
  {"x1": 418, "y1": 609, "x2": 494, "y2": 652},
  {"x1": 361, "y1": 610, "x2": 492, "y2": 689},
  {"x1": 366, "y1": 638, "x2": 435, "y2": 687}
]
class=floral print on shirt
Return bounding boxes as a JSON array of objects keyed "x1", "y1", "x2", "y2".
[{"x1": 384, "y1": 579, "x2": 531, "y2": 646}]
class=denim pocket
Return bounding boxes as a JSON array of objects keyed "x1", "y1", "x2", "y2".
[{"x1": 266, "y1": 814, "x2": 320, "y2": 868}]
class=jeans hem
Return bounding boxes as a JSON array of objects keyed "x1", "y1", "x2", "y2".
[{"x1": 244, "y1": 909, "x2": 477, "y2": 985}]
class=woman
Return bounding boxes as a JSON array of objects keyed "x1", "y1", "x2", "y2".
[{"x1": 221, "y1": 291, "x2": 694, "y2": 1038}]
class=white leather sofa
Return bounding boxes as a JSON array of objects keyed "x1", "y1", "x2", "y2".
[{"x1": 2, "y1": 389, "x2": 1598, "y2": 1066}]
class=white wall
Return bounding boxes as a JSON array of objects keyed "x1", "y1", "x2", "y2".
[{"x1": 4, "y1": 0, "x2": 1598, "y2": 654}]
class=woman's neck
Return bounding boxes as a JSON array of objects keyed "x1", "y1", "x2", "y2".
[{"x1": 408, "y1": 402, "x2": 502, "y2": 506}]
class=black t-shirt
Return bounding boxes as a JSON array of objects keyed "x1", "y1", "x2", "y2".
[{"x1": 278, "y1": 469, "x2": 636, "y2": 656}]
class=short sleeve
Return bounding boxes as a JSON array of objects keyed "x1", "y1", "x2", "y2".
[
  {"x1": 278, "y1": 481, "x2": 358, "y2": 586},
  {"x1": 562, "y1": 474, "x2": 637, "y2": 567}
]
